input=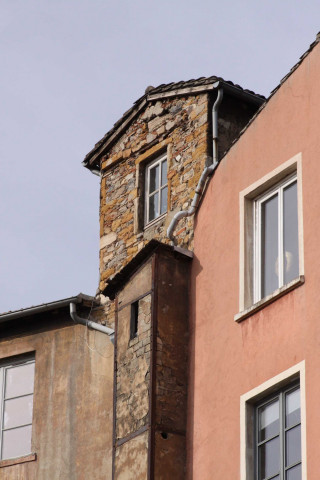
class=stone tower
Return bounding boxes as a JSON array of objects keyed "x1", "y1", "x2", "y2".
[{"x1": 83, "y1": 77, "x2": 264, "y2": 478}]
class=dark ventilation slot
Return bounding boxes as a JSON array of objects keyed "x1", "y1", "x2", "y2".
[{"x1": 130, "y1": 301, "x2": 139, "y2": 339}]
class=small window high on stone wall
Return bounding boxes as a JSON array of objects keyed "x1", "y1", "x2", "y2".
[
  {"x1": 130, "y1": 301, "x2": 139, "y2": 340},
  {"x1": 144, "y1": 154, "x2": 168, "y2": 226}
]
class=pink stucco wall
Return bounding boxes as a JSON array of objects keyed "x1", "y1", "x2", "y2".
[{"x1": 189, "y1": 41, "x2": 320, "y2": 479}]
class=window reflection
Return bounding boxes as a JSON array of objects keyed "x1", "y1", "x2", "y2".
[
  {"x1": 1, "y1": 359, "x2": 35, "y2": 460},
  {"x1": 256, "y1": 385, "x2": 301, "y2": 480}
]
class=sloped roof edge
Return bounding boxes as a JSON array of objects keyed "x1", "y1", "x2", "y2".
[
  {"x1": 0, "y1": 293, "x2": 98, "y2": 323},
  {"x1": 83, "y1": 77, "x2": 265, "y2": 171},
  {"x1": 103, "y1": 240, "x2": 193, "y2": 300},
  {"x1": 219, "y1": 33, "x2": 320, "y2": 160}
]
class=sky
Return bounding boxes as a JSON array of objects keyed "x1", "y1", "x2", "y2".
[{"x1": 1, "y1": 0, "x2": 319, "y2": 312}]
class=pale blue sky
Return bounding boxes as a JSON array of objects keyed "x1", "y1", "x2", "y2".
[{"x1": 1, "y1": 0, "x2": 319, "y2": 311}]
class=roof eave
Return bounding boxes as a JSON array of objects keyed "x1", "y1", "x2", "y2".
[
  {"x1": 0, "y1": 293, "x2": 98, "y2": 323},
  {"x1": 83, "y1": 81, "x2": 265, "y2": 171},
  {"x1": 103, "y1": 240, "x2": 193, "y2": 300}
]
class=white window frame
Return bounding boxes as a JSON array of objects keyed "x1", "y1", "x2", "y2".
[
  {"x1": 240, "y1": 361, "x2": 307, "y2": 480},
  {"x1": 0, "y1": 356, "x2": 35, "y2": 460},
  {"x1": 144, "y1": 154, "x2": 168, "y2": 226},
  {"x1": 236, "y1": 153, "x2": 304, "y2": 320},
  {"x1": 254, "y1": 382, "x2": 301, "y2": 480},
  {"x1": 253, "y1": 173, "x2": 298, "y2": 304}
]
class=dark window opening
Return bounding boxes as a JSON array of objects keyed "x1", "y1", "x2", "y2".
[
  {"x1": 255, "y1": 382, "x2": 301, "y2": 480},
  {"x1": 130, "y1": 301, "x2": 139, "y2": 339}
]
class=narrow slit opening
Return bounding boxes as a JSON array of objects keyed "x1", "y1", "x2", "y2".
[{"x1": 130, "y1": 301, "x2": 139, "y2": 340}]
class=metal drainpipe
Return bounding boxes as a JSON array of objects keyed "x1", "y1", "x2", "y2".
[
  {"x1": 167, "y1": 86, "x2": 224, "y2": 242},
  {"x1": 69, "y1": 302, "x2": 115, "y2": 344}
]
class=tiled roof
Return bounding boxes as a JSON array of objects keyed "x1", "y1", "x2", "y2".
[
  {"x1": 143, "y1": 76, "x2": 262, "y2": 97},
  {"x1": 83, "y1": 33, "x2": 320, "y2": 171},
  {"x1": 83, "y1": 76, "x2": 265, "y2": 170}
]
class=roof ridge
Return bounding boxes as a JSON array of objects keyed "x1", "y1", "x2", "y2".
[{"x1": 83, "y1": 74, "x2": 264, "y2": 169}]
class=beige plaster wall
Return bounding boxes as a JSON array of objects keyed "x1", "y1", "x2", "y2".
[
  {"x1": 114, "y1": 431, "x2": 148, "y2": 480},
  {"x1": 0, "y1": 321, "x2": 113, "y2": 480}
]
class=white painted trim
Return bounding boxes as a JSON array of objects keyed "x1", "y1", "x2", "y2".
[
  {"x1": 234, "y1": 275, "x2": 304, "y2": 323},
  {"x1": 144, "y1": 154, "x2": 168, "y2": 226},
  {"x1": 0, "y1": 357, "x2": 35, "y2": 460},
  {"x1": 240, "y1": 361, "x2": 307, "y2": 480},
  {"x1": 253, "y1": 174, "x2": 297, "y2": 303},
  {"x1": 239, "y1": 152, "x2": 304, "y2": 312}
]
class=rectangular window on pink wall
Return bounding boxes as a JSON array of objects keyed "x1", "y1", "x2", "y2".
[
  {"x1": 255, "y1": 383, "x2": 301, "y2": 480},
  {"x1": 253, "y1": 174, "x2": 299, "y2": 303},
  {"x1": 240, "y1": 362, "x2": 307, "y2": 480},
  {"x1": 236, "y1": 153, "x2": 304, "y2": 321}
]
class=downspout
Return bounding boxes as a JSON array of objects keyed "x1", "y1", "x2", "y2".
[
  {"x1": 70, "y1": 302, "x2": 115, "y2": 344},
  {"x1": 167, "y1": 85, "x2": 224, "y2": 242}
]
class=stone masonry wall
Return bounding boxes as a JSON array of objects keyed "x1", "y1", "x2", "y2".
[
  {"x1": 116, "y1": 294, "x2": 151, "y2": 440},
  {"x1": 93, "y1": 92, "x2": 258, "y2": 330},
  {"x1": 99, "y1": 93, "x2": 210, "y2": 294}
]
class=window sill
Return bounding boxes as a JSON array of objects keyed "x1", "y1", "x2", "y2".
[
  {"x1": 0, "y1": 453, "x2": 37, "y2": 468},
  {"x1": 144, "y1": 212, "x2": 166, "y2": 230},
  {"x1": 235, "y1": 275, "x2": 305, "y2": 323}
]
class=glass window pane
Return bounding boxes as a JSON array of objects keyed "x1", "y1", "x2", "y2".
[
  {"x1": 286, "y1": 388, "x2": 300, "y2": 428},
  {"x1": 149, "y1": 165, "x2": 159, "y2": 193},
  {"x1": 148, "y1": 192, "x2": 159, "y2": 222},
  {"x1": 261, "y1": 193, "x2": 279, "y2": 298},
  {"x1": 286, "y1": 463, "x2": 302, "y2": 480},
  {"x1": 3, "y1": 395, "x2": 33, "y2": 429},
  {"x1": 258, "y1": 399, "x2": 280, "y2": 441},
  {"x1": 283, "y1": 181, "x2": 299, "y2": 284},
  {"x1": 161, "y1": 160, "x2": 167, "y2": 187},
  {"x1": 2, "y1": 425, "x2": 32, "y2": 460},
  {"x1": 160, "y1": 186, "x2": 168, "y2": 215},
  {"x1": 286, "y1": 425, "x2": 301, "y2": 467},
  {"x1": 5, "y1": 363, "x2": 35, "y2": 398},
  {"x1": 258, "y1": 436, "x2": 280, "y2": 480}
]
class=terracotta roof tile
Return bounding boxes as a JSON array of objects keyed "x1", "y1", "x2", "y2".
[{"x1": 83, "y1": 75, "x2": 265, "y2": 169}]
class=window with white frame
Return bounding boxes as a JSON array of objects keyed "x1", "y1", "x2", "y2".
[
  {"x1": 254, "y1": 174, "x2": 299, "y2": 303},
  {"x1": 255, "y1": 383, "x2": 301, "y2": 480},
  {"x1": 145, "y1": 154, "x2": 168, "y2": 225},
  {"x1": 0, "y1": 356, "x2": 35, "y2": 460}
]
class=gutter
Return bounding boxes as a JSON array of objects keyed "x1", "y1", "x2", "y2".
[
  {"x1": 0, "y1": 293, "x2": 114, "y2": 344},
  {"x1": 0, "y1": 294, "x2": 93, "y2": 323},
  {"x1": 167, "y1": 85, "x2": 224, "y2": 242},
  {"x1": 70, "y1": 302, "x2": 115, "y2": 344}
]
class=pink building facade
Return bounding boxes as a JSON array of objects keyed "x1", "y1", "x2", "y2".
[{"x1": 189, "y1": 36, "x2": 320, "y2": 480}]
